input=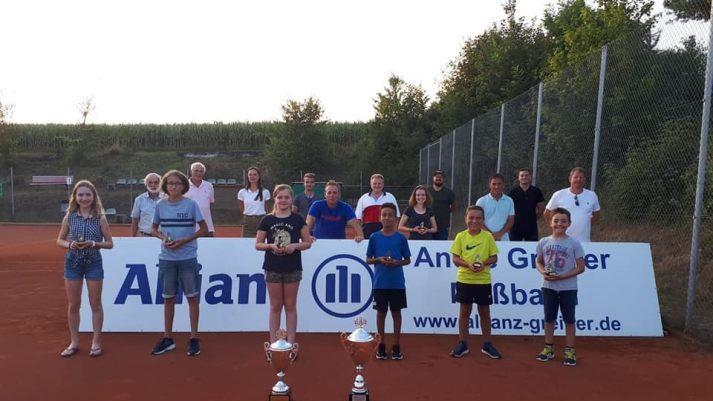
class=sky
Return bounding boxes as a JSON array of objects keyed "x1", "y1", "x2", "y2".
[{"x1": 0, "y1": 0, "x2": 702, "y2": 124}]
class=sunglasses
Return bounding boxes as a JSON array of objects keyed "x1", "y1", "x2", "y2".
[{"x1": 574, "y1": 195, "x2": 580, "y2": 207}]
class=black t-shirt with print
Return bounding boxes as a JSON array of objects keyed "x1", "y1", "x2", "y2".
[
  {"x1": 258, "y1": 213, "x2": 306, "y2": 273},
  {"x1": 404, "y1": 206, "x2": 435, "y2": 240}
]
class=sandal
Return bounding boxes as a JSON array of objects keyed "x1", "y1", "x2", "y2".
[
  {"x1": 60, "y1": 347, "x2": 79, "y2": 357},
  {"x1": 89, "y1": 347, "x2": 103, "y2": 358}
]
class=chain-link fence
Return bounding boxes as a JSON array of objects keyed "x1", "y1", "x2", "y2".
[{"x1": 419, "y1": 23, "x2": 713, "y2": 343}]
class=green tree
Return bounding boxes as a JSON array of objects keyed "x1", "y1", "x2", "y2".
[
  {"x1": 663, "y1": 0, "x2": 710, "y2": 21},
  {"x1": 265, "y1": 97, "x2": 329, "y2": 182},
  {"x1": 432, "y1": 0, "x2": 551, "y2": 134},
  {"x1": 0, "y1": 100, "x2": 16, "y2": 166},
  {"x1": 361, "y1": 75, "x2": 431, "y2": 185}
]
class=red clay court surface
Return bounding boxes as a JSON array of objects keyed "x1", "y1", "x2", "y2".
[{"x1": 1, "y1": 224, "x2": 712, "y2": 401}]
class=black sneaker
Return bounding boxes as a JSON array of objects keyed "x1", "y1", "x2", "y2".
[
  {"x1": 391, "y1": 345, "x2": 403, "y2": 360},
  {"x1": 450, "y1": 340, "x2": 469, "y2": 358},
  {"x1": 376, "y1": 343, "x2": 388, "y2": 360},
  {"x1": 481, "y1": 341, "x2": 502, "y2": 359},
  {"x1": 187, "y1": 338, "x2": 201, "y2": 356},
  {"x1": 563, "y1": 347, "x2": 576, "y2": 366},
  {"x1": 151, "y1": 337, "x2": 175, "y2": 355}
]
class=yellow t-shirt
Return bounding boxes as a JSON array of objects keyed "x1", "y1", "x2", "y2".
[{"x1": 450, "y1": 229, "x2": 499, "y2": 284}]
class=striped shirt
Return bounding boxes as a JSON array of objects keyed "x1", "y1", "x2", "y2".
[{"x1": 153, "y1": 197, "x2": 204, "y2": 261}]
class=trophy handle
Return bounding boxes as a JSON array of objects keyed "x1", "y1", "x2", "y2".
[
  {"x1": 264, "y1": 342, "x2": 272, "y2": 362},
  {"x1": 289, "y1": 343, "x2": 299, "y2": 364}
]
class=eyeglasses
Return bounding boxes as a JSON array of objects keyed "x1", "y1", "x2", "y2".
[
  {"x1": 574, "y1": 195, "x2": 580, "y2": 207},
  {"x1": 167, "y1": 181, "x2": 183, "y2": 187}
]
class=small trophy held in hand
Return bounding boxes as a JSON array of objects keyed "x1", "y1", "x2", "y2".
[
  {"x1": 471, "y1": 254, "x2": 483, "y2": 272},
  {"x1": 544, "y1": 262, "x2": 557, "y2": 276},
  {"x1": 164, "y1": 232, "x2": 173, "y2": 245}
]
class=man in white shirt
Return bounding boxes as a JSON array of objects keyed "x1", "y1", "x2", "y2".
[
  {"x1": 475, "y1": 173, "x2": 515, "y2": 240},
  {"x1": 185, "y1": 162, "x2": 215, "y2": 236},
  {"x1": 544, "y1": 167, "x2": 601, "y2": 242}
]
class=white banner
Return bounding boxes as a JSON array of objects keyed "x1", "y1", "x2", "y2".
[{"x1": 81, "y1": 238, "x2": 663, "y2": 336}]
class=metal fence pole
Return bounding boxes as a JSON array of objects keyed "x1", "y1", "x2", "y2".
[
  {"x1": 591, "y1": 45, "x2": 608, "y2": 192},
  {"x1": 419, "y1": 148, "x2": 423, "y2": 184},
  {"x1": 532, "y1": 82, "x2": 544, "y2": 186},
  {"x1": 468, "y1": 119, "x2": 475, "y2": 205},
  {"x1": 438, "y1": 137, "x2": 443, "y2": 169},
  {"x1": 427, "y1": 144, "x2": 431, "y2": 181},
  {"x1": 450, "y1": 131, "x2": 456, "y2": 184},
  {"x1": 685, "y1": 6, "x2": 713, "y2": 332},
  {"x1": 497, "y1": 103, "x2": 505, "y2": 173},
  {"x1": 10, "y1": 166, "x2": 14, "y2": 217}
]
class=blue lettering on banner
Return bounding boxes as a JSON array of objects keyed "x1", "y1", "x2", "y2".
[
  {"x1": 413, "y1": 247, "x2": 452, "y2": 268},
  {"x1": 311, "y1": 254, "x2": 374, "y2": 318},
  {"x1": 114, "y1": 264, "x2": 266, "y2": 305}
]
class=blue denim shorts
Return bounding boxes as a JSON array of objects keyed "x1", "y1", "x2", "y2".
[
  {"x1": 542, "y1": 288, "x2": 578, "y2": 324},
  {"x1": 158, "y1": 258, "x2": 201, "y2": 299},
  {"x1": 64, "y1": 252, "x2": 104, "y2": 280}
]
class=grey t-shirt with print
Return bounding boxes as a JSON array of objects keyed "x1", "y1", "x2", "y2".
[{"x1": 536, "y1": 235, "x2": 585, "y2": 291}]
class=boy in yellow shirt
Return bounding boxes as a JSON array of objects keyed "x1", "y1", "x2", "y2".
[{"x1": 450, "y1": 205, "x2": 502, "y2": 359}]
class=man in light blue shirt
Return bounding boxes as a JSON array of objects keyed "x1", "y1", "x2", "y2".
[
  {"x1": 475, "y1": 173, "x2": 515, "y2": 241},
  {"x1": 131, "y1": 172, "x2": 164, "y2": 236}
]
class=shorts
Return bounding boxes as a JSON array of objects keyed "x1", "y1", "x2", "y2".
[
  {"x1": 158, "y1": 258, "x2": 201, "y2": 299},
  {"x1": 264, "y1": 270, "x2": 302, "y2": 283},
  {"x1": 64, "y1": 252, "x2": 103, "y2": 280},
  {"x1": 455, "y1": 282, "x2": 493, "y2": 306},
  {"x1": 362, "y1": 222, "x2": 383, "y2": 239},
  {"x1": 371, "y1": 289, "x2": 407, "y2": 312},
  {"x1": 542, "y1": 288, "x2": 578, "y2": 324},
  {"x1": 509, "y1": 229, "x2": 538, "y2": 241}
]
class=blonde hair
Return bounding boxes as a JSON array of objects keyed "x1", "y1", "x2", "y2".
[
  {"x1": 370, "y1": 173, "x2": 384, "y2": 181},
  {"x1": 66, "y1": 180, "x2": 105, "y2": 218},
  {"x1": 271, "y1": 184, "x2": 293, "y2": 214}
]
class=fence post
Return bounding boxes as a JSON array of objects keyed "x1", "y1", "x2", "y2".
[
  {"x1": 532, "y1": 82, "x2": 544, "y2": 186},
  {"x1": 438, "y1": 137, "x2": 443, "y2": 170},
  {"x1": 497, "y1": 103, "x2": 505, "y2": 173},
  {"x1": 10, "y1": 166, "x2": 14, "y2": 217},
  {"x1": 591, "y1": 45, "x2": 608, "y2": 192},
  {"x1": 468, "y1": 119, "x2": 475, "y2": 206},
  {"x1": 419, "y1": 148, "x2": 423, "y2": 184},
  {"x1": 685, "y1": 6, "x2": 713, "y2": 332},
  {"x1": 450, "y1": 131, "x2": 456, "y2": 184},
  {"x1": 427, "y1": 144, "x2": 431, "y2": 181}
]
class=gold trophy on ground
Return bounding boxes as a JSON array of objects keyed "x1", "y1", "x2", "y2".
[
  {"x1": 264, "y1": 329, "x2": 299, "y2": 401},
  {"x1": 340, "y1": 317, "x2": 381, "y2": 401}
]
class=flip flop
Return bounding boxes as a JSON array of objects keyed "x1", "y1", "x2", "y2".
[
  {"x1": 60, "y1": 347, "x2": 79, "y2": 357},
  {"x1": 89, "y1": 347, "x2": 103, "y2": 358}
]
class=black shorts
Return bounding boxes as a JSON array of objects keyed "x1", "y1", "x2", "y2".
[
  {"x1": 510, "y1": 229, "x2": 538, "y2": 241},
  {"x1": 372, "y1": 289, "x2": 407, "y2": 312},
  {"x1": 455, "y1": 282, "x2": 493, "y2": 306},
  {"x1": 542, "y1": 288, "x2": 578, "y2": 324}
]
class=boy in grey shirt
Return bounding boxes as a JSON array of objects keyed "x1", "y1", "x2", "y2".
[{"x1": 535, "y1": 207, "x2": 585, "y2": 366}]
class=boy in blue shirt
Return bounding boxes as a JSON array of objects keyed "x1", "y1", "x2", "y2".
[{"x1": 366, "y1": 203, "x2": 411, "y2": 360}]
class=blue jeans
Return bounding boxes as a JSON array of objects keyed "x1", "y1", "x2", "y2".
[
  {"x1": 158, "y1": 258, "x2": 201, "y2": 299},
  {"x1": 64, "y1": 252, "x2": 103, "y2": 280}
]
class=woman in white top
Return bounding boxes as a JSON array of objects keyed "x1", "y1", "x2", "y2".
[{"x1": 237, "y1": 166, "x2": 272, "y2": 237}]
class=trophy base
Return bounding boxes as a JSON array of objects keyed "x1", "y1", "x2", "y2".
[
  {"x1": 349, "y1": 391, "x2": 369, "y2": 401},
  {"x1": 269, "y1": 390, "x2": 292, "y2": 401}
]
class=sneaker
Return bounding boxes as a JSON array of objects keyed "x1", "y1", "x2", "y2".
[
  {"x1": 536, "y1": 345, "x2": 554, "y2": 362},
  {"x1": 376, "y1": 343, "x2": 388, "y2": 360},
  {"x1": 391, "y1": 345, "x2": 403, "y2": 360},
  {"x1": 187, "y1": 338, "x2": 201, "y2": 356},
  {"x1": 481, "y1": 341, "x2": 502, "y2": 359},
  {"x1": 564, "y1": 347, "x2": 576, "y2": 366},
  {"x1": 151, "y1": 337, "x2": 175, "y2": 355},
  {"x1": 450, "y1": 341, "x2": 469, "y2": 358}
]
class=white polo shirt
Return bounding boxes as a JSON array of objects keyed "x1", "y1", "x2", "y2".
[
  {"x1": 237, "y1": 187, "x2": 271, "y2": 216},
  {"x1": 475, "y1": 193, "x2": 515, "y2": 241},
  {"x1": 546, "y1": 188, "x2": 600, "y2": 242},
  {"x1": 186, "y1": 179, "x2": 215, "y2": 231}
]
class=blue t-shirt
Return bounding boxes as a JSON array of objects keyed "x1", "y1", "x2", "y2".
[
  {"x1": 366, "y1": 231, "x2": 411, "y2": 290},
  {"x1": 153, "y1": 197, "x2": 204, "y2": 261},
  {"x1": 308, "y1": 200, "x2": 356, "y2": 239}
]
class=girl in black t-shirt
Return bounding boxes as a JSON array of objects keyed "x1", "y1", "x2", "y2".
[
  {"x1": 256, "y1": 184, "x2": 311, "y2": 345},
  {"x1": 398, "y1": 185, "x2": 438, "y2": 240}
]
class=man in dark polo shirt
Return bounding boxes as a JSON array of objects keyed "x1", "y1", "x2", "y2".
[
  {"x1": 428, "y1": 170, "x2": 456, "y2": 240},
  {"x1": 508, "y1": 168, "x2": 545, "y2": 241}
]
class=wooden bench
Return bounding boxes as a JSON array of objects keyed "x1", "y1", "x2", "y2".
[{"x1": 31, "y1": 176, "x2": 73, "y2": 186}]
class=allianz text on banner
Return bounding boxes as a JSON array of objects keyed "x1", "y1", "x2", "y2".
[{"x1": 82, "y1": 238, "x2": 663, "y2": 336}]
